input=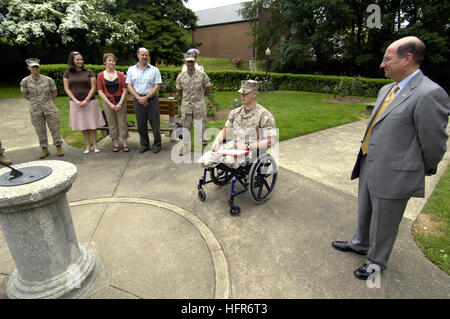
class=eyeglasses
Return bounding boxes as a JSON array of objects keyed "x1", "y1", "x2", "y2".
[{"x1": 382, "y1": 57, "x2": 392, "y2": 63}]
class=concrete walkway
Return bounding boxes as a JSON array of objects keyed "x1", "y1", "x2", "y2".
[{"x1": 0, "y1": 98, "x2": 448, "y2": 299}]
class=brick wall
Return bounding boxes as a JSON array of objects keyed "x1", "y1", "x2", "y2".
[{"x1": 192, "y1": 21, "x2": 255, "y2": 60}]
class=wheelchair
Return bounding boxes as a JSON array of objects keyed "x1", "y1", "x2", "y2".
[{"x1": 197, "y1": 150, "x2": 278, "y2": 216}]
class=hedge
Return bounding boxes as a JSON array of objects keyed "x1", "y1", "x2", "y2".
[{"x1": 40, "y1": 64, "x2": 391, "y2": 98}]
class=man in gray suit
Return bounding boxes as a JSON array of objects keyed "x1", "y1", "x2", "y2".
[{"x1": 332, "y1": 36, "x2": 449, "y2": 280}]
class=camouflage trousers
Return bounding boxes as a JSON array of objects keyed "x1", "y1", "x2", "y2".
[
  {"x1": 198, "y1": 141, "x2": 252, "y2": 169},
  {"x1": 182, "y1": 113, "x2": 208, "y2": 149},
  {"x1": 30, "y1": 112, "x2": 63, "y2": 148}
]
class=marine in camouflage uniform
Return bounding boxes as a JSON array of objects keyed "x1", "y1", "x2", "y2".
[
  {"x1": 20, "y1": 58, "x2": 64, "y2": 159},
  {"x1": 198, "y1": 80, "x2": 277, "y2": 168},
  {"x1": 181, "y1": 49, "x2": 204, "y2": 73},
  {"x1": 176, "y1": 51, "x2": 211, "y2": 155}
]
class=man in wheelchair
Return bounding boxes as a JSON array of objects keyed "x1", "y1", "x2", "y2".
[{"x1": 197, "y1": 80, "x2": 278, "y2": 216}]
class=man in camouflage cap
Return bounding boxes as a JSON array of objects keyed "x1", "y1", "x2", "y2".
[
  {"x1": 181, "y1": 48, "x2": 204, "y2": 73},
  {"x1": 20, "y1": 58, "x2": 64, "y2": 159},
  {"x1": 237, "y1": 79, "x2": 260, "y2": 94},
  {"x1": 198, "y1": 79, "x2": 277, "y2": 168},
  {"x1": 176, "y1": 51, "x2": 211, "y2": 156}
]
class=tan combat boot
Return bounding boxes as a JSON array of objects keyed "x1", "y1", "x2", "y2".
[
  {"x1": 56, "y1": 145, "x2": 64, "y2": 157},
  {"x1": 0, "y1": 154, "x2": 12, "y2": 165},
  {"x1": 39, "y1": 147, "x2": 50, "y2": 159}
]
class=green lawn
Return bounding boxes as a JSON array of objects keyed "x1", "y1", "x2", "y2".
[
  {"x1": 413, "y1": 165, "x2": 450, "y2": 274},
  {"x1": 0, "y1": 82, "x2": 22, "y2": 99},
  {"x1": 49, "y1": 90, "x2": 374, "y2": 147},
  {"x1": 1, "y1": 83, "x2": 371, "y2": 142},
  {"x1": 207, "y1": 90, "x2": 371, "y2": 142}
]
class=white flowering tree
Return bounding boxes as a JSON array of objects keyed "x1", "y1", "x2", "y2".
[{"x1": 0, "y1": 0, "x2": 139, "y2": 48}]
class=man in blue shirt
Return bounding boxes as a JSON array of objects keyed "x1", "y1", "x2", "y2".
[{"x1": 126, "y1": 48, "x2": 162, "y2": 153}]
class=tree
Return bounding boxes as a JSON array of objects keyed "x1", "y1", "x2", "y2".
[
  {"x1": 240, "y1": 0, "x2": 449, "y2": 90},
  {"x1": 395, "y1": 0, "x2": 450, "y2": 89},
  {"x1": 0, "y1": 0, "x2": 139, "y2": 62},
  {"x1": 240, "y1": 0, "x2": 352, "y2": 74},
  {"x1": 115, "y1": 0, "x2": 198, "y2": 66}
]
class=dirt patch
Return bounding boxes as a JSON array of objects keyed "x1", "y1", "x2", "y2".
[
  {"x1": 412, "y1": 213, "x2": 443, "y2": 236},
  {"x1": 64, "y1": 137, "x2": 76, "y2": 144},
  {"x1": 324, "y1": 96, "x2": 368, "y2": 104},
  {"x1": 207, "y1": 108, "x2": 232, "y2": 121}
]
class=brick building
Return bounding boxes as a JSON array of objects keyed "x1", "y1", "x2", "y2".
[{"x1": 191, "y1": 2, "x2": 256, "y2": 60}]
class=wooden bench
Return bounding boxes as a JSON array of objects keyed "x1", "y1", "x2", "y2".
[{"x1": 99, "y1": 98, "x2": 179, "y2": 141}]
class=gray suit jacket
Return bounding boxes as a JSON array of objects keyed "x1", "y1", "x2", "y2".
[{"x1": 351, "y1": 70, "x2": 450, "y2": 199}]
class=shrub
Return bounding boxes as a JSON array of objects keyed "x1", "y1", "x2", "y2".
[
  {"x1": 259, "y1": 75, "x2": 277, "y2": 92},
  {"x1": 161, "y1": 75, "x2": 176, "y2": 94},
  {"x1": 206, "y1": 83, "x2": 219, "y2": 117},
  {"x1": 40, "y1": 64, "x2": 391, "y2": 97},
  {"x1": 230, "y1": 98, "x2": 240, "y2": 108}
]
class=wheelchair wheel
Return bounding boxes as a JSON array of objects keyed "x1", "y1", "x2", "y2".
[
  {"x1": 249, "y1": 153, "x2": 278, "y2": 203},
  {"x1": 198, "y1": 189, "x2": 206, "y2": 201},
  {"x1": 229, "y1": 205, "x2": 241, "y2": 216},
  {"x1": 210, "y1": 166, "x2": 232, "y2": 186}
]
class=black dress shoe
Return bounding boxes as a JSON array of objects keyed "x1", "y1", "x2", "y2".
[
  {"x1": 139, "y1": 147, "x2": 149, "y2": 153},
  {"x1": 152, "y1": 145, "x2": 161, "y2": 153},
  {"x1": 354, "y1": 263, "x2": 381, "y2": 280},
  {"x1": 332, "y1": 241, "x2": 367, "y2": 255}
]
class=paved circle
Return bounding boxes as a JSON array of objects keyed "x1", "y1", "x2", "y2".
[{"x1": 69, "y1": 197, "x2": 230, "y2": 299}]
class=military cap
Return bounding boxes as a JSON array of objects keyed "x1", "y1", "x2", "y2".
[
  {"x1": 237, "y1": 80, "x2": 260, "y2": 94},
  {"x1": 187, "y1": 48, "x2": 200, "y2": 55},
  {"x1": 183, "y1": 52, "x2": 196, "y2": 61},
  {"x1": 25, "y1": 58, "x2": 40, "y2": 67}
]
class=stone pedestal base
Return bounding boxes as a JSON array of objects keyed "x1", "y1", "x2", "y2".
[
  {"x1": 0, "y1": 160, "x2": 100, "y2": 299},
  {"x1": 6, "y1": 244, "x2": 98, "y2": 299}
]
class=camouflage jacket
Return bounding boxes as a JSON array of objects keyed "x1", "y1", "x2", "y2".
[
  {"x1": 176, "y1": 70, "x2": 211, "y2": 115},
  {"x1": 225, "y1": 103, "x2": 276, "y2": 144},
  {"x1": 20, "y1": 75, "x2": 58, "y2": 115}
]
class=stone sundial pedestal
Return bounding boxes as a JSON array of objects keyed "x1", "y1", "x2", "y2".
[{"x1": 0, "y1": 160, "x2": 98, "y2": 299}]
